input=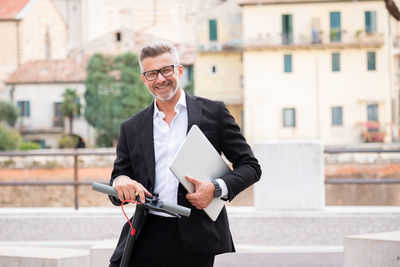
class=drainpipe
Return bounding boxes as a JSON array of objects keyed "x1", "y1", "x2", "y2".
[{"x1": 16, "y1": 20, "x2": 21, "y2": 66}]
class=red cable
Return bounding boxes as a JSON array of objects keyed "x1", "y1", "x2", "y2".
[{"x1": 121, "y1": 199, "x2": 142, "y2": 236}]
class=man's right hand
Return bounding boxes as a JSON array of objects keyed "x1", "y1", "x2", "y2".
[{"x1": 113, "y1": 175, "x2": 152, "y2": 203}]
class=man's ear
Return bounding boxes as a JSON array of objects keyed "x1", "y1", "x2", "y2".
[
  {"x1": 178, "y1": 65, "x2": 184, "y2": 77},
  {"x1": 141, "y1": 74, "x2": 146, "y2": 83}
]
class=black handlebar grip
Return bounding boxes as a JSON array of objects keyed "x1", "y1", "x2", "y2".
[{"x1": 161, "y1": 202, "x2": 191, "y2": 217}]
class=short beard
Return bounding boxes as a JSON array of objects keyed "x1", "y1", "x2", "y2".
[{"x1": 150, "y1": 81, "x2": 180, "y2": 101}]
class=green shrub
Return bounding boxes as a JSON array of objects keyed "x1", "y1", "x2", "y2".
[
  {"x1": 0, "y1": 101, "x2": 18, "y2": 127},
  {"x1": 0, "y1": 125, "x2": 21, "y2": 151},
  {"x1": 19, "y1": 141, "x2": 41, "y2": 150},
  {"x1": 96, "y1": 132, "x2": 114, "y2": 147},
  {"x1": 59, "y1": 135, "x2": 79, "y2": 148}
]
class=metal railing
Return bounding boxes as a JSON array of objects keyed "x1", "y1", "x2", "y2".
[
  {"x1": 1, "y1": 146, "x2": 400, "y2": 209},
  {"x1": 0, "y1": 149, "x2": 115, "y2": 209}
]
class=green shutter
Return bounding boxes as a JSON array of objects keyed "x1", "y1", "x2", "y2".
[
  {"x1": 332, "y1": 106, "x2": 343, "y2": 126},
  {"x1": 26, "y1": 101, "x2": 30, "y2": 117},
  {"x1": 332, "y1": 53, "x2": 340, "y2": 72},
  {"x1": 17, "y1": 101, "x2": 22, "y2": 116},
  {"x1": 282, "y1": 15, "x2": 293, "y2": 45},
  {"x1": 367, "y1": 52, "x2": 376, "y2": 71},
  {"x1": 330, "y1": 12, "x2": 341, "y2": 42},
  {"x1": 365, "y1": 11, "x2": 377, "y2": 33},
  {"x1": 367, "y1": 104, "x2": 378, "y2": 121},
  {"x1": 209, "y1": 19, "x2": 217, "y2": 41},
  {"x1": 283, "y1": 108, "x2": 296, "y2": 127},
  {"x1": 284, "y1": 54, "x2": 292, "y2": 73}
]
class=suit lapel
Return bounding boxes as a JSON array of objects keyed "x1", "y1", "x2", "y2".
[
  {"x1": 140, "y1": 103, "x2": 156, "y2": 190},
  {"x1": 186, "y1": 93, "x2": 202, "y2": 133}
]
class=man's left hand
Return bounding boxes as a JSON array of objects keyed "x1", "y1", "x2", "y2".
[{"x1": 185, "y1": 175, "x2": 215, "y2": 210}]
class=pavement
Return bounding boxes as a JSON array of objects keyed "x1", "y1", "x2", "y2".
[{"x1": 1, "y1": 206, "x2": 400, "y2": 266}]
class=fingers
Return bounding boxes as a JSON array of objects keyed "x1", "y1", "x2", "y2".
[
  {"x1": 135, "y1": 184, "x2": 152, "y2": 203},
  {"x1": 185, "y1": 175, "x2": 198, "y2": 185},
  {"x1": 113, "y1": 176, "x2": 151, "y2": 203},
  {"x1": 186, "y1": 193, "x2": 208, "y2": 210},
  {"x1": 186, "y1": 180, "x2": 215, "y2": 210},
  {"x1": 115, "y1": 182, "x2": 135, "y2": 202}
]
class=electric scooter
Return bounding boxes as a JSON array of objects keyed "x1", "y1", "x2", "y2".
[{"x1": 92, "y1": 182, "x2": 191, "y2": 267}]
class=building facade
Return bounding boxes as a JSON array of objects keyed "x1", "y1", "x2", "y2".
[
  {"x1": 240, "y1": 0, "x2": 397, "y2": 144},
  {"x1": 5, "y1": 59, "x2": 95, "y2": 148},
  {"x1": 0, "y1": 0, "x2": 67, "y2": 99},
  {"x1": 194, "y1": 0, "x2": 244, "y2": 129}
]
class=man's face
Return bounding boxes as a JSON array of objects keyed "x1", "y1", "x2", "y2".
[{"x1": 141, "y1": 52, "x2": 183, "y2": 101}]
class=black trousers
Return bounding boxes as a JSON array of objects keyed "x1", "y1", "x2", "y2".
[{"x1": 110, "y1": 214, "x2": 215, "y2": 267}]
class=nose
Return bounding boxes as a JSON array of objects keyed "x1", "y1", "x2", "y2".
[{"x1": 155, "y1": 72, "x2": 167, "y2": 83}]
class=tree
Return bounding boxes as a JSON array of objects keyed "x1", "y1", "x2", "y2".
[
  {"x1": 0, "y1": 125, "x2": 21, "y2": 151},
  {"x1": 0, "y1": 101, "x2": 18, "y2": 127},
  {"x1": 61, "y1": 88, "x2": 81, "y2": 135},
  {"x1": 85, "y1": 52, "x2": 153, "y2": 146}
]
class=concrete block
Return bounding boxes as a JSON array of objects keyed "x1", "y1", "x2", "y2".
[
  {"x1": 0, "y1": 246, "x2": 89, "y2": 267},
  {"x1": 254, "y1": 142, "x2": 325, "y2": 210},
  {"x1": 90, "y1": 239, "x2": 117, "y2": 267},
  {"x1": 344, "y1": 231, "x2": 400, "y2": 267}
]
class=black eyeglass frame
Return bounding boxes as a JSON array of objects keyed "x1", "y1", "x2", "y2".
[{"x1": 142, "y1": 64, "x2": 180, "y2": 81}]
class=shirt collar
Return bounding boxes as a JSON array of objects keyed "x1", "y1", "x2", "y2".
[{"x1": 153, "y1": 89, "x2": 186, "y2": 119}]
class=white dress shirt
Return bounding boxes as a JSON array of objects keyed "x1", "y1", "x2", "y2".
[
  {"x1": 151, "y1": 90, "x2": 188, "y2": 216},
  {"x1": 116, "y1": 90, "x2": 228, "y2": 216}
]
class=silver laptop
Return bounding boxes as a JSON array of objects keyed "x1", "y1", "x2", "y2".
[{"x1": 169, "y1": 125, "x2": 230, "y2": 221}]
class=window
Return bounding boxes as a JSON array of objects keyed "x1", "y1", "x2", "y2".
[
  {"x1": 330, "y1": 12, "x2": 341, "y2": 42},
  {"x1": 367, "y1": 104, "x2": 378, "y2": 121},
  {"x1": 211, "y1": 65, "x2": 217, "y2": 74},
  {"x1": 282, "y1": 14, "x2": 293, "y2": 45},
  {"x1": 331, "y1": 106, "x2": 343, "y2": 126},
  {"x1": 332, "y1": 53, "x2": 340, "y2": 72},
  {"x1": 367, "y1": 52, "x2": 376, "y2": 71},
  {"x1": 186, "y1": 65, "x2": 193, "y2": 82},
  {"x1": 116, "y1": 32, "x2": 122, "y2": 42},
  {"x1": 284, "y1": 54, "x2": 292, "y2": 73},
  {"x1": 209, "y1": 19, "x2": 217, "y2": 41},
  {"x1": 53, "y1": 102, "x2": 64, "y2": 127},
  {"x1": 74, "y1": 97, "x2": 81, "y2": 118},
  {"x1": 365, "y1": 11, "x2": 377, "y2": 34},
  {"x1": 283, "y1": 108, "x2": 296, "y2": 127},
  {"x1": 33, "y1": 139, "x2": 46, "y2": 148},
  {"x1": 17, "y1": 101, "x2": 30, "y2": 117}
]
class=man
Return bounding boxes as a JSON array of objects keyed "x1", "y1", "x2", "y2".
[{"x1": 108, "y1": 41, "x2": 261, "y2": 267}]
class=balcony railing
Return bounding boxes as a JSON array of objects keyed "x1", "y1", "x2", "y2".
[{"x1": 244, "y1": 31, "x2": 384, "y2": 49}]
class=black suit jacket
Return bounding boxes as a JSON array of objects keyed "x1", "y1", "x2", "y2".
[{"x1": 109, "y1": 93, "x2": 261, "y2": 262}]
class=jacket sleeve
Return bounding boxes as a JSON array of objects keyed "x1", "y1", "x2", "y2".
[
  {"x1": 108, "y1": 122, "x2": 134, "y2": 206},
  {"x1": 217, "y1": 101, "x2": 262, "y2": 201}
]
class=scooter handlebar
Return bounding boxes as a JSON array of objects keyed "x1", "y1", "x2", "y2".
[{"x1": 92, "y1": 182, "x2": 191, "y2": 217}]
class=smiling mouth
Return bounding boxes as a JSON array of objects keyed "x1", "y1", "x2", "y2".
[{"x1": 155, "y1": 83, "x2": 170, "y2": 90}]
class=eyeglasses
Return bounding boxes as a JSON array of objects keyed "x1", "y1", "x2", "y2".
[{"x1": 142, "y1": 64, "x2": 180, "y2": 81}]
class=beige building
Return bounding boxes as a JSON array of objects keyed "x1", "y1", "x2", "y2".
[
  {"x1": 5, "y1": 59, "x2": 94, "y2": 148},
  {"x1": 53, "y1": 0, "x2": 228, "y2": 53},
  {"x1": 194, "y1": 0, "x2": 244, "y2": 129},
  {"x1": 0, "y1": 0, "x2": 67, "y2": 99},
  {"x1": 239, "y1": 0, "x2": 397, "y2": 144}
]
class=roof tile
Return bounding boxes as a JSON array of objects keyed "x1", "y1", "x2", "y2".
[
  {"x1": 0, "y1": 0, "x2": 30, "y2": 20},
  {"x1": 6, "y1": 59, "x2": 87, "y2": 84}
]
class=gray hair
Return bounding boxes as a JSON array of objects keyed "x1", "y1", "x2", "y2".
[{"x1": 138, "y1": 41, "x2": 180, "y2": 72}]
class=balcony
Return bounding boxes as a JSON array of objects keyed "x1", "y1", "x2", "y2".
[
  {"x1": 197, "y1": 39, "x2": 243, "y2": 53},
  {"x1": 244, "y1": 31, "x2": 384, "y2": 50}
]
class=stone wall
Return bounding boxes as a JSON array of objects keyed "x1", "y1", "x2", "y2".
[{"x1": 1, "y1": 148, "x2": 400, "y2": 207}]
